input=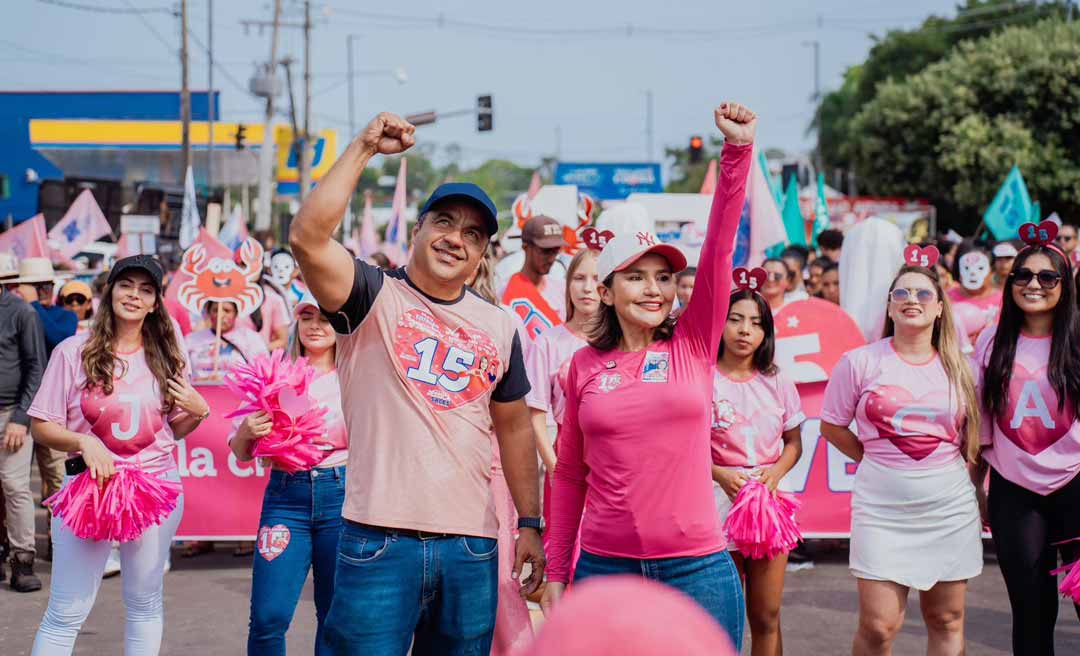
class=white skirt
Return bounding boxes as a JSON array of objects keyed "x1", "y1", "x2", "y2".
[
  {"x1": 850, "y1": 457, "x2": 983, "y2": 590},
  {"x1": 714, "y1": 466, "x2": 796, "y2": 553}
]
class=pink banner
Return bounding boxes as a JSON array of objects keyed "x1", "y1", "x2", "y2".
[{"x1": 175, "y1": 384, "x2": 268, "y2": 540}]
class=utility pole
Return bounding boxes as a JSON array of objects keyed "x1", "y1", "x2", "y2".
[
  {"x1": 252, "y1": 0, "x2": 282, "y2": 233},
  {"x1": 180, "y1": 0, "x2": 191, "y2": 179},
  {"x1": 207, "y1": 0, "x2": 214, "y2": 194},
  {"x1": 298, "y1": 0, "x2": 313, "y2": 201},
  {"x1": 347, "y1": 34, "x2": 359, "y2": 139},
  {"x1": 555, "y1": 125, "x2": 562, "y2": 161},
  {"x1": 805, "y1": 13, "x2": 823, "y2": 176},
  {"x1": 645, "y1": 90, "x2": 654, "y2": 162}
]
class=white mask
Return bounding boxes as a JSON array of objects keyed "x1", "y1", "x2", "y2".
[
  {"x1": 958, "y1": 252, "x2": 990, "y2": 291},
  {"x1": 269, "y1": 252, "x2": 296, "y2": 287}
]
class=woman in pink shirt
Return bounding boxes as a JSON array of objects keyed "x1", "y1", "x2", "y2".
[
  {"x1": 525, "y1": 248, "x2": 600, "y2": 535},
  {"x1": 971, "y1": 237, "x2": 1080, "y2": 655},
  {"x1": 541, "y1": 102, "x2": 755, "y2": 644},
  {"x1": 712, "y1": 284, "x2": 805, "y2": 655},
  {"x1": 28, "y1": 255, "x2": 210, "y2": 654},
  {"x1": 230, "y1": 292, "x2": 347, "y2": 655},
  {"x1": 821, "y1": 257, "x2": 981, "y2": 655},
  {"x1": 185, "y1": 301, "x2": 269, "y2": 384}
]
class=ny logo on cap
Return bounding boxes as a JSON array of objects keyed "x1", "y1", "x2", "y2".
[{"x1": 636, "y1": 232, "x2": 656, "y2": 246}]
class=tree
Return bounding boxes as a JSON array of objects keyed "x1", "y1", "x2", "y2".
[
  {"x1": 848, "y1": 18, "x2": 1080, "y2": 231},
  {"x1": 813, "y1": 1, "x2": 1073, "y2": 176}
]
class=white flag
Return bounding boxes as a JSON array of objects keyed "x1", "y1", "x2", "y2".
[{"x1": 179, "y1": 166, "x2": 201, "y2": 249}]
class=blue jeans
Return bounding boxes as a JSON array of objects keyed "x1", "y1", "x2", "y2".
[
  {"x1": 575, "y1": 549, "x2": 745, "y2": 646},
  {"x1": 247, "y1": 466, "x2": 346, "y2": 656},
  {"x1": 324, "y1": 521, "x2": 498, "y2": 656}
]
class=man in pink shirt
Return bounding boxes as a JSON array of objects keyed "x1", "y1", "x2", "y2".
[{"x1": 289, "y1": 111, "x2": 544, "y2": 655}]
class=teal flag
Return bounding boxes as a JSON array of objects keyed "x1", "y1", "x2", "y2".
[
  {"x1": 758, "y1": 152, "x2": 783, "y2": 211},
  {"x1": 983, "y1": 166, "x2": 1033, "y2": 240},
  {"x1": 1031, "y1": 201, "x2": 1041, "y2": 223},
  {"x1": 781, "y1": 176, "x2": 807, "y2": 246},
  {"x1": 811, "y1": 172, "x2": 830, "y2": 248}
]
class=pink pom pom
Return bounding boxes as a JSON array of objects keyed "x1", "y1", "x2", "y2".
[
  {"x1": 723, "y1": 479, "x2": 803, "y2": 560},
  {"x1": 46, "y1": 465, "x2": 182, "y2": 542},
  {"x1": 225, "y1": 349, "x2": 329, "y2": 473},
  {"x1": 1051, "y1": 536, "x2": 1080, "y2": 604}
]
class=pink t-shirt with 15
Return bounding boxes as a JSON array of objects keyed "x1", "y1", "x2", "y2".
[
  {"x1": 711, "y1": 368, "x2": 804, "y2": 468},
  {"x1": 974, "y1": 329, "x2": 1080, "y2": 495},
  {"x1": 28, "y1": 332, "x2": 190, "y2": 471},
  {"x1": 821, "y1": 338, "x2": 965, "y2": 470}
]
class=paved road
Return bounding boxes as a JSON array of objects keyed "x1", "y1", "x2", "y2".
[{"x1": 3, "y1": 540, "x2": 1080, "y2": 655}]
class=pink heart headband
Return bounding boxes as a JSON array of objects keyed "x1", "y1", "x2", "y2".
[
  {"x1": 733, "y1": 267, "x2": 767, "y2": 293},
  {"x1": 1018, "y1": 220, "x2": 1069, "y2": 267},
  {"x1": 903, "y1": 244, "x2": 940, "y2": 269},
  {"x1": 580, "y1": 227, "x2": 615, "y2": 252}
]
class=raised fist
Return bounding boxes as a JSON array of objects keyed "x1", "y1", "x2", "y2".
[
  {"x1": 357, "y1": 112, "x2": 416, "y2": 156},
  {"x1": 714, "y1": 102, "x2": 757, "y2": 146}
]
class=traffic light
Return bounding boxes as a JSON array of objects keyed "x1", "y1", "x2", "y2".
[
  {"x1": 234, "y1": 124, "x2": 247, "y2": 150},
  {"x1": 689, "y1": 135, "x2": 704, "y2": 164},
  {"x1": 477, "y1": 95, "x2": 493, "y2": 132}
]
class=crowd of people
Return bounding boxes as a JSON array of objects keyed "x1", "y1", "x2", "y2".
[{"x1": 0, "y1": 102, "x2": 1078, "y2": 656}]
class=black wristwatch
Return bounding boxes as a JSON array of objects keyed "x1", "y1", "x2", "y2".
[{"x1": 517, "y1": 516, "x2": 543, "y2": 534}]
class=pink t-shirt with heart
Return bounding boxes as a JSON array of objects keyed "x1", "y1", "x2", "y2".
[
  {"x1": 524, "y1": 324, "x2": 588, "y2": 428},
  {"x1": 974, "y1": 329, "x2": 1080, "y2": 495},
  {"x1": 821, "y1": 338, "x2": 966, "y2": 470},
  {"x1": 711, "y1": 368, "x2": 805, "y2": 468},
  {"x1": 948, "y1": 287, "x2": 1001, "y2": 342},
  {"x1": 27, "y1": 333, "x2": 190, "y2": 471}
]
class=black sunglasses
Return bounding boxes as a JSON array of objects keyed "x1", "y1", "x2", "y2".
[
  {"x1": 1010, "y1": 268, "x2": 1062, "y2": 289},
  {"x1": 63, "y1": 294, "x2": 88, "y2": 305}
]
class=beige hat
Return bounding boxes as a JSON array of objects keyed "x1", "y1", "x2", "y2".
[
  {"x1": 0, "y1": 253, "x2": 17, "y2": 280},
  {"x1": 7, "y1": 257, "x2": 72, "y2": 285}
]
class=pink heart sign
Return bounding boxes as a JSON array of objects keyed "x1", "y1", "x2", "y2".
[
  {"x1": 903, "y1": 244, "x2": 940, "y2": 269},
  {"x1": 864, "y1": 385, "x2": 957, "y2": 461},
  {"x1": 257, "y1": 524, "x2": 291, "y2": 562},
  {"x1": 997, "y1": 361, "x2": 1074, "y2": 455},
  {"x1": 1019, "y1": 220, "x2": 1058, "y2": 246},
  {"x1": 580, "y1": 227, "x2": 615, "y2": 252},
  {"x1": 733, "y1": 267, "x2": 767, "y2": 292}
]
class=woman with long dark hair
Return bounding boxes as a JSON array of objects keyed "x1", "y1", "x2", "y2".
[
  {"x1": 231, "y1": 292, "x2": 347, "y2": 655},
  {"x1": 28, "y1": 255, "x2": 208, "y2": 654},
  {"x1": 821, "y1": 253, "x2": 982, "y2": 655},
  {"x1": 540, "y1": 102, "x2": 755, "y2": 644},
  {"x1": 973, "y1": 232, "x2": 1080, "y2": 655},
  {"x1": 712, "y1": 284, "x2": 804, "y2": 655}
]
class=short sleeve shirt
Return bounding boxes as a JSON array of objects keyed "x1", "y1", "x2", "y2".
[
  {"x1": 325, "y1": 260, "x2": 529, "y2": 538},
  {"x1": 711, "y1": 368, "x2": 804, "y2": 468}
]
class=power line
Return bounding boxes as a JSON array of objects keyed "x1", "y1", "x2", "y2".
[
  {"x1": 120, "y1": 0, "x2": 178, "y2": 54},
  {"x1": 36, "y1": 0, "x2": 172, "y2": 14}
]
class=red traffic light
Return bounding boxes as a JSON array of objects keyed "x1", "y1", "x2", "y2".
[{"x1": 690, "y1": 136, "x2": 703, "y2": 149}]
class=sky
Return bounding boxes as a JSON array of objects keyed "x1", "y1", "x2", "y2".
[{"x1": 4, "y1": 0, "x2": 962, "y2": 173}]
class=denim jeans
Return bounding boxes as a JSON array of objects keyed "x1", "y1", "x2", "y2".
[
  {"x1": 247, "y1": 466, "x2": 345, "y2": 656},
  {"x1": 574, "y1": 548, "x2": 745, "y2": 646},
  {"x1": 323, "y1": 521, "x2": 498, "y2": 656}
]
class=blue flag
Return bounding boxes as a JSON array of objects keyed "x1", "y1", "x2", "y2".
[{"x1": 983, "y1": 166, "x2": 1033, "y2": 240}]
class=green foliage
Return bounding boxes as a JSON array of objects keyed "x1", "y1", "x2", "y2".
[{"x1": 848, "y1": 18, "x2": 1080, "y2": 231}]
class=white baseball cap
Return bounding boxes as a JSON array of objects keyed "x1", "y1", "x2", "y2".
[
  {"x1": 293, "y1": 290, "x2": 320, "y2": 318},
  {"x1": 992, "y1": 243, "x2": 1019, "y2": 258},
  {"x1": 596, "y1": 231, "x2": 688, "y2": 283}
]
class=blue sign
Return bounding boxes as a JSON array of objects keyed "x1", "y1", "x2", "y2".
[{"x1": 554, "y1": 162, "x2": 663, "y2": 200}]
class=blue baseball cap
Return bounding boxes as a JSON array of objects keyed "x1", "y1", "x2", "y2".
[{"x1": 419, "y1": 183, "x2": 499, "y2": 237}]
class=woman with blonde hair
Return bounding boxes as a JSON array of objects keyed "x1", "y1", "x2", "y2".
[
  {"x1": 230, "y1": 291, "x2": 347, "y2": 655},
  {"x1": 821, "y1": 250, "x2": 982, "y2": 655}
]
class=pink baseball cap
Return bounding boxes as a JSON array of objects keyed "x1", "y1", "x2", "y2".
[
  {"x1": 525, "y1": 576, "x2": 736, "y2": 656},
  {"x1": 596, "y1": 230, "x2": 688, "y2": 282}
]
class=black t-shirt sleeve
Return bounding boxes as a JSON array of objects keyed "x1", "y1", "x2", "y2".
[
  {"x1": 322, "y1": 259, "x2": 385, "y2": 335},
  {"x1": 492, "y1": 331, "x2": 531, "y2": 403}
]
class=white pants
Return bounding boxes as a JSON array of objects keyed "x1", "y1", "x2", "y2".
[{"x1": 32, "y1": 471, "x2": 184, "y2": 656}]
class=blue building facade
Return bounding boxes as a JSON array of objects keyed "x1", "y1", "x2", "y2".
[{"x1": 0, "y1": 90, "x2": 217, "y2": 224}]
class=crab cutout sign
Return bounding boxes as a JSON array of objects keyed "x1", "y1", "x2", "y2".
[{"x1": 177, "y1": 237, "x2": 265, "y2": 317}]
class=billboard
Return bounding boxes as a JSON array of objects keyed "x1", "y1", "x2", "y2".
[{"x1": 554, "y1": 162, "x2": 663, "y2": 200}]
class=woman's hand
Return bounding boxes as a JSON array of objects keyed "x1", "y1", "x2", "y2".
[
  {"x1": 758, "y1": 466, "x2": 783, "y2": 494},
  {"x1": 77, "y1": 434, "x2": 116, "y2": 490},
  {"x1": 237, "y1": 411, "x2": 273, "y2": 442},
  {"x1": 540, "y1": 581, "x2": 565, "y2": 617},
  {"x1": 168, "y1": 376, "x2": 210, "y2": 419},
  {"x1": 716, "y1": 468, "x2": 749, "y2": 500},
  {"x1": 714, "y1": 102, "x2": 757, "y2": 146}
]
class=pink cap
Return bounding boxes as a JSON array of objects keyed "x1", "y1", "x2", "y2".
[
  {"x1": 525, "y1": 576, "x2": 737, "y2": 656},
  {"x1": 596, "y1": 231, "x2": 688, "y2": 282}
]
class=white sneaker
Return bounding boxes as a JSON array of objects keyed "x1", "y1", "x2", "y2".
[{"x1": 103, "y1": 546, "x2": 121, "y2": 578}]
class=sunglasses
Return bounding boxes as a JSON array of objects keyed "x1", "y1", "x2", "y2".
[
  {"x1": 766, "y1": 272, "x2": 786, "y2": 282},
  {"x1": 1010, "y1": 268, "x2": 1062, "y2": 289},
  {"x1": 889, "y1": 287, "x2": 937, "y2": 304},
  {"x1": 1056, "y1": 235, "x2": 1076, "y2": 243},
  {"x1": 63, "y1": 294, "x2": 88, "y2": 305}
]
